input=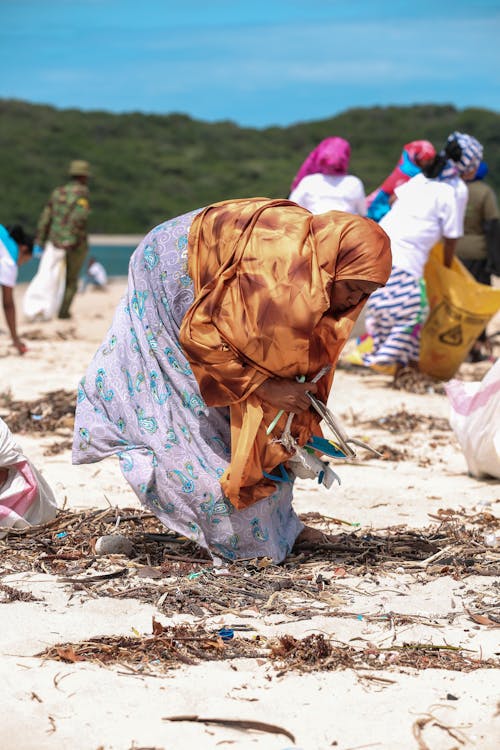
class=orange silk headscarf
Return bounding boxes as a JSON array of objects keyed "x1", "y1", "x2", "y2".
[{"x1": 179, "y1": 198, "x2": 391, "y2": 508}]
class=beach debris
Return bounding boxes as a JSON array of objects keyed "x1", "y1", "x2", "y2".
[
  {"x1": 269, "y1": 633, "x2": 496, "y2": 674},
  {"x1": 366, "y1": 444, "x2": 409, "y2": 462},
  {"x1": 95, "y1": 534, "x2": 134, "y2": 557},
  {"x1": 412, "y1": 713, "x2": 470, "y2": 750},
  {"x1": 218, "y1": 627, "x2": 234, "y2": 641},
  {"x1": 43, "y1": 438, "x2": 74, "y2": 456},
  {"x1": 360, "y1": 410, "x2": 451, "y2": 434},
  {"x1": 484, "y1": 531, "x2": 499, "y2": 548},
  {"x1": 60, "y1": 569, "x2": 128, "y2": 584},
  {"x1": 5, "y1": 504, "x2": 498, "y2": 683},
  {"x1": 162, "y1": 715, "x2": 295, "y2": 743},
  {"x1": 36, "y1": 624, "x2": 496, "y2": 675},
  {"x1": 136, "y1": 565, "x2": 163, "y2": 579},
  {"x1": 1, "y1": 389, "x2": 76, "y2": 434},
  {"x1": 21, "y1": 327, "x2": 78, "y2": 342},
  {"x1": 0, "y1": 583, "x2": 41, "y2": 603},
  {"x1": 37, "y1": 621, "x2": 263, "y2": 671},
  {"x1": 391, "y1": 368, "x2": 446, "y2": 395},
  {"x1": 1, "y1": 506, "x2": 498, "y2": 620},
  {"x1": 465, "y1": 609, "x2": 499, "y2": 628}
]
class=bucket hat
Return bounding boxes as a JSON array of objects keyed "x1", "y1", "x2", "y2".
[{"x1": 68, "y1": 160, "x2": 90, "y2": 177}]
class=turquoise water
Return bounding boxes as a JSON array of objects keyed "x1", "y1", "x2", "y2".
[{"x1": 17, "y1": 244, "x2": 137, "y2": 283}]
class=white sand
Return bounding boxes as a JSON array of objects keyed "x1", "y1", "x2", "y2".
[
  {"x1": 1, "y1": 280, "x2": 499, "y2": 750},
  {"x1": 89, "y1": 234, "x2": 143, "y2": 247}
]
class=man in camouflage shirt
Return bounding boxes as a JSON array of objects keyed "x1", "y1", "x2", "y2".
[{"x1": 36, "y1": 160, "x2": 91, "y2": 319}]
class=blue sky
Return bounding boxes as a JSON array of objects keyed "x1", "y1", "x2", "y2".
[{"x1": 1, "y1": 0, "x2": 499, "y2": 127}]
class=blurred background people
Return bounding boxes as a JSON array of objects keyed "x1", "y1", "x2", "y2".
[
  {"x1": 456, "y1": 161, "x2": 500, "y2": 361},
  {"x1": 288, "y1": 137, "x2": 366, "y2": 215},
  {"x1": 366, "y1": 140, "x2": 437, "y2": 222},
  {"x1": 363, "y1": 131, "x2": 483, "y2": 372},
  {"x1": 0, "y1": 224, "x2": 33, "y2": 355},
  {"x1": 82, "y1": 256, "x2": 108, "y2": 292},
  {"x1": 456, "y1": 161, "x2": 500, "y2": 282},
  {"x1": 25, "y1": 160, "x2": 91, "y2": 321}
]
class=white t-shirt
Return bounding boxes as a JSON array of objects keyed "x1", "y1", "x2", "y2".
[
  {"x1": 289, "y1": 173, "x2": 367, "y2": 216},
  {"x1": 0, "y1": 237, "x2": 18, "y2": 288},
  {"x1": 380, "y1": 173, "x2": 468, "y2": 278}
]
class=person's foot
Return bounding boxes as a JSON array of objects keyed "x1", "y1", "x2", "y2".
[
  {"x1": 295, "y1": 525, "x2": 336, "y2": 546},
  {"x1": 58, "y1": 312, "x2": 72, "y2": 320}
]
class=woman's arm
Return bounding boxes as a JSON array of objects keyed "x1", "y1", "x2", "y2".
[{"x1": 443, "y1": 237, "x2": 458, "y2": 268}]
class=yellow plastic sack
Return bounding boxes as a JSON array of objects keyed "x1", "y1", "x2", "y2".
[
  {"x1": 343, "y1": 335, "x2": 396, "y2": 375},
  {"x1": 419, "y1": 244, "x2": 500, "y2": 380}
]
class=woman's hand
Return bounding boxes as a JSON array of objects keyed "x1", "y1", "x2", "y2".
[{"x1": 255, "y1": 378, "x2": 317, "y2": 413}]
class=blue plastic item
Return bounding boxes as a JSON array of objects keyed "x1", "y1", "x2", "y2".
[{"x1": 218, "y1": 627, "x2": 234, "y2": 641}]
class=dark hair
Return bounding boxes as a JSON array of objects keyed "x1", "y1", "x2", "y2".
[
  {"x1": 421, "y1": 137, "x2": 463, "y2": 179},
  {"x1": 6, "y1": 225, "x2": 34, "y2": 255}
]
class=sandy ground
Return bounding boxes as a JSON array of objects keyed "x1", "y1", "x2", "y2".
[
  {"x1": 1, "y1": 279, "x2": 499, "y2": 750},
  {"x1": 89, "y1": 234, "x2": 144, "y2": 247}
]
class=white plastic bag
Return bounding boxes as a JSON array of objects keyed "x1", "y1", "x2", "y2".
[
  {"x1": 0, "y1": 417, "x2": 58, "y2": 536},
  {"x1": 445, "y1": 358, "x2": 500, "y2": 479},
  {"x1": 22, "y1": 241, "x2": 66, "y2": 321}
]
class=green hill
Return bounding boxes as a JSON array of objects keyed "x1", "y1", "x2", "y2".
[{"x1": 2, "y1": 99, "x2": 499, "y2": 234}]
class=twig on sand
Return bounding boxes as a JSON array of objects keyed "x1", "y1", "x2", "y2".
[
  {"x1": 162, "y1": 715, "x2": 295, "y2": 743},
  {"x1": 412, "y1": 713, "x2": 468, "y2": 749}
]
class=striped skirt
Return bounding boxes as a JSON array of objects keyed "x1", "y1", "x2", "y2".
[{"x1": 363, "y1": 268, "x2": 429, "y2": 367}]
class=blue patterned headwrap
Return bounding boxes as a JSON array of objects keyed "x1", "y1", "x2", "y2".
[
  {"x1": 440, "y1": 131, "x2": 483, "y2": 182},
  {"x1": 450, "y1": 132, "x2": 483, "y2": 174}
]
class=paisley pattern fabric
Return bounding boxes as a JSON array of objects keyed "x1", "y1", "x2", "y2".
[{"x1": 72, "y1": 209, "x2": 303, "y2": 562}]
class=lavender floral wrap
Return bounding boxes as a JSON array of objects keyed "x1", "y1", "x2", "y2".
[{"x1": 72, "y1": 209, "x2": 303, "y2": 561}]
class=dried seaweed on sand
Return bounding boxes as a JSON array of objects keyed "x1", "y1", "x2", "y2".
[
  {"x1": 269, "y1": 633, "x2": 497, "y2": 674},
  {"x1": 360, "y1": 410, "x2": 451, "y2": 434},
  {"x1": 0, "y1": 389, "x2": 76, "y2": 434},
  {"x1": 36, "y1": 621, "x2": 497, "y2": 675},
  {"x1": 391, "y1": 368, "x2": 446, "y2": 395},
  {"x1": 2, "y1": 507, "x2": 498, "y2": 622},
  {"x1": 37, "y1": 620, "x2": 263, "y2": 672}
]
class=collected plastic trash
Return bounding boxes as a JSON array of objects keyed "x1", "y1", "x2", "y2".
[
  {"x1": 477, "y1": 499, "x2": 492, "y2": 508},
  {"x1": 446, "y1": 358, "x2": 500, "y2": 480},
  {"x1": 420, "y1": 244, "x2": 500, "y2": 379},
  {"x1": 306, "y1": 392, "x2": 381, "y2": 458},
  {"x1": 217, "y1": 627, "x2": 234, "y2": 641},
  {"x1": 0, "y1": 416, "x2": 58, "y2": 536},
  {"x1": 266, "y1": 365, "x2": 380, "y2": 490},
  {"x1": 187, "y1": 569, "x2": 210, "y2": 580},
  {"x1": 95, "y1": 533, "x2": 134, "y2": 557},
  {"x1": 275, "y1": 387, "x2": 381, "y2": 490},
  {"x1": 484, "y1": 532, "x2": 498, "y2": 548}
]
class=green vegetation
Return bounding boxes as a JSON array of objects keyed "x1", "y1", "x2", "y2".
[{"x1": 2, "y1": 99, "x2": 499, "y2": 234}]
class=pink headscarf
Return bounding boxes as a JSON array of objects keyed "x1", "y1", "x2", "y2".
[{"x1": 290, "y1": 137, "x2": 351, "y2": 192}]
